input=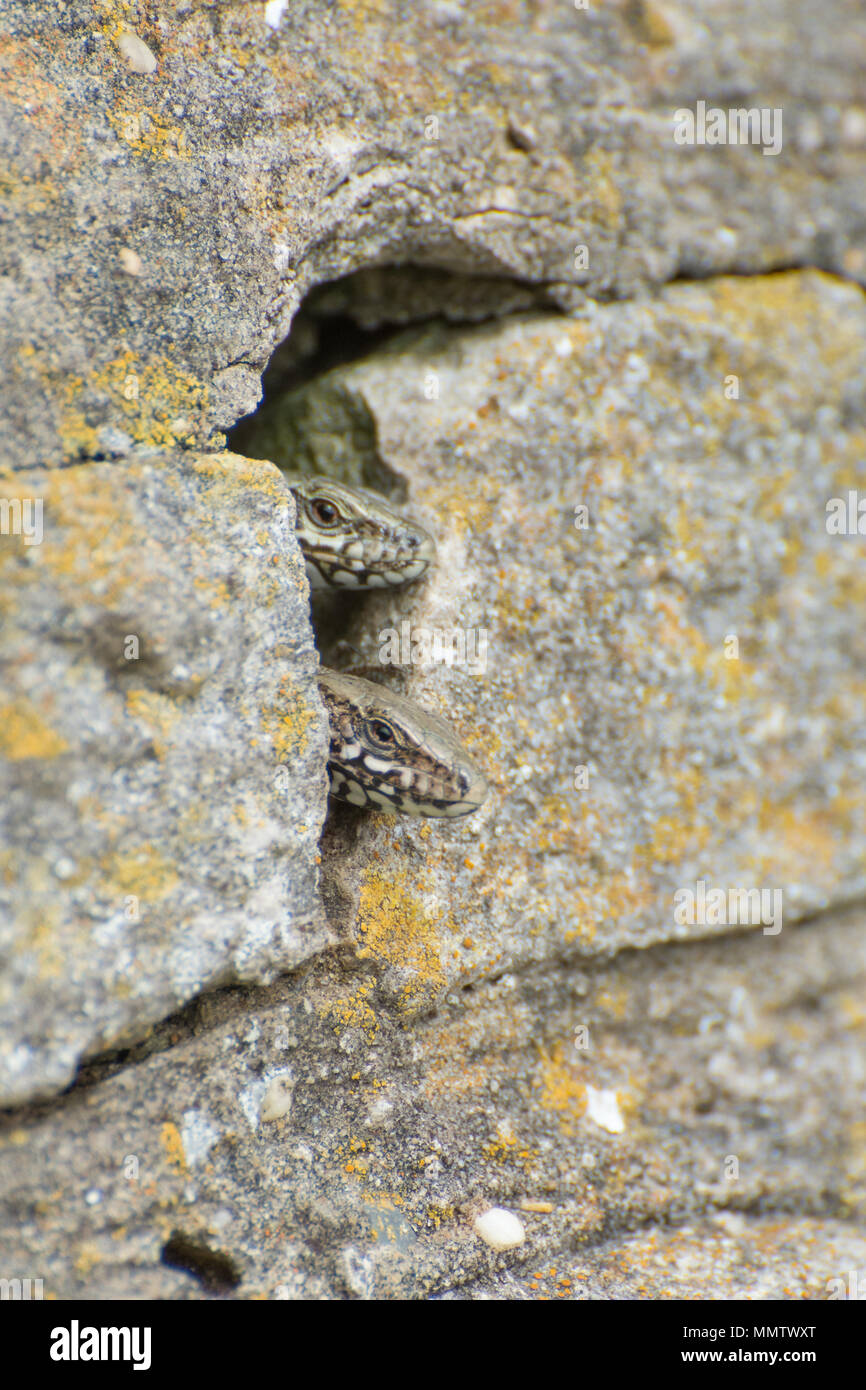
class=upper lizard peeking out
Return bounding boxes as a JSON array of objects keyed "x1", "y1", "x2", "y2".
[{"x1": 285, "y1": 475, "x2": 436, "y2": 590}]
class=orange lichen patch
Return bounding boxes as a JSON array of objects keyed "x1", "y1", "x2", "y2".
[
  {"x1": 533, "y1": 793, "x2": 596, "y2": 858},
  {"x1": 99, "y1": 844, "x2": 179, "y2": 902},
  {"x1": 559, "y1": 869, "x2": 652, "y2": 947},
  {"x1": 753, "y1": 803, "x2": 841, "y2": 879},
  {"x1": 360, "y1": 1192, "x2": 406, "y2": 1214},
  {"x1": 626, "y1": 0, "x2": 676, "y2": 45},
  {"x1": 754, "y1": 467, "x2": 798, "y2": 528},
  {"x1": 93, "y1": 0, "x2": 143, "y2": 29},
  {"x1": 643, "y1": 587, "x2": 745, "y2": 699},
  {"x1": 596, "y1": 413, "x2": 654, "y2": 483},
  {"x1": 108, "y1": 101, "x2": 188, "y2": 159},
  {"x1": 482, "y1": 1134, "x2": 538, "y2": 1169},
  {"x1": 103, "y1": 352, "x2": 206, "y2": 448},
  {"x1": 20, "y1": 901, "x2": 67, "y2": 981},
  {"x1": 425, "y1": 1203, "x2": 456, "y2": 1229},
  {"x1": 258, "y1": 45, "x2": 316, "y2": 123},
  {"x1": 700, "y1": 643, "x2": 756, "y2": 701},
  {"x1": 0, "y1": 164, "x2": 60, "y2": 214},
  {"x1": 355, "y1": 868, "x2": 448, "y2": 1013},
  {"x1": 535, "y1": 1045, "x2": 588, "y2": 1130},
  {"x1": 301, "y1": 3, "x2": 444, "y2": 117},
  {"x1": 838, "y1": 995, "x2": 866, "y2": 1030},
  {"x1": 709, "y1": 272, "x2": 866, "y2": 379},
  {"x1": 73, "y1": 1244, "x2": 102, "y2": 1276},
  {"x1": 423, "y1": 1051, "x2": 498, "y2": 1103},
  {"x1": 0, "y1": 34, "x2": 85, "y2": 167},
  {"x1": 637, "y1": 765, "x2": 714, "y2": 867},
  {"x1": 192, "y1": 451, "x2": 290, "y2": 511},
  {"x1": 604, "y1": 869, "x2": 653, "y2": 925},
  {"x1": 593, "y1": 984, "x2": 629, "y2": 1021},
  {"x1": 262, "y1": 675, "x2": 317, "y2": 763},
  {"x1": 13, "y1": 465, "x2": 146, "y2": 607},
  {"x1": 192, "y1": 572, "x2": 231, "y2": 608},
  {"x1": 0, "y1": 700, "x2": 69, "y2": 759},
  {"x1": 336, "y1": 1136, "x2": 376, "y2": 1180},
  {"x1": 415, "y1": 475, "x2": 499, "y2": 550},
  {"x1": 160, "y1": 1122, "x2": 187, "y2": 1171},
  {"x1": 583, "y1": 148, "x2": 624, "y2": 233},
  {"x1": 419, "y1": 1004, "x2": 527, "y2": 1100},
  {"x1": 319, "y1": 978, "x2": 379, "y2": 1041},
  {"x1": 491, "y1": 575, "x2": 544, "y2": 641},
  {"x1": 28, "y1": 350, "x2": 208, "y2": 458},
  {"x1": 0, "y1": 849, "x2": 16, "y2": 888},
  {"x1": 641, "y1": 812, "x2": 710, "y2": 867}
]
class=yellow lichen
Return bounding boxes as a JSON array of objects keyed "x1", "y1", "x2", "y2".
[
  {"x1": 535, "y1": 1045, "x2": 589, "y2": 1130},
  {"x1": 0, "y1": 701, "x2": 68, "y2": 759},
  {"x1": 320, "y1": 978, "x2": 379, "y2": 1041},
  {"x1": 160, "y1": 1122, "x2": 187, "y2": 1171},
  {"x1": 262, "y1": 676, "x2": 316, "y2": 762},
  {"x1": 125, "y1": 690, "x2": 181, "y2": 746},
  {"x1": 100, "y1": 844, "x2": 179, "y2": 901},
  {"x1": 108, "y1": 102, "x2": 188, "y2": 160},
  {"x1": 355, "y1": 868, "x2": 447, "y2": 1013}
]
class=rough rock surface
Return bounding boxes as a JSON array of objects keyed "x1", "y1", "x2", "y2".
[
  {"x1": 0, "y1": 904, "x2": 864, "y2": 1298},
  {"x1": 303, "y1": 272, "x2": 866, "y2": 992},
  {"x1": 4, "y1": 0, "x2": 866, "y2": 467},
  {"x1": 0, "y1": 0, "x2": 865, "y2": 1300},
  {"x1": 0, "y1": 452, "x2": 329, "y2": 1106}
]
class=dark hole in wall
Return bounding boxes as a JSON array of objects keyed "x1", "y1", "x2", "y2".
[
  {"x1": 160, "y1": 1231, "x2": 242, "y2": 1294},
  {"x1": 226, "y1": 264, "x2": 543, "y2": 469}
]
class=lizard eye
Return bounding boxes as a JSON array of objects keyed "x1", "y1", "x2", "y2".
[
  {"x1": 367, "y1": 719, "x2": 396, "y2": 748},
  {"x1": 310, "y1": 497, "x2": 340, "y2": 528}
]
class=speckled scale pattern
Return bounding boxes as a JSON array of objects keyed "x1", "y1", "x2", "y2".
[
  {"x1": 317, "y1": 668, "x2": 488, "y2": 818},
  {"x1": 285, "y1": 475, "x2": 435, "y2": 590}
]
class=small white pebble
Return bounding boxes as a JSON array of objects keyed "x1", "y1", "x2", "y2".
[
  {"x1": 841, "y1": 107, "x2": 866, "y2": 146},
  {"x1": 264, "y1": 0, "x2": 288, "y2": 30},
  {"x1": 118, "y1": 247, "x2": 143, "y2": 277},
  {"x1": 473, "y1": 1207, "x2": 525, "y2": 1251},
  {"x1": 585, "y1": 1084, "x2": 625, "y2": 1134},
  {"x1": 260, "y1": 1073, "x2": 294, "y2": 1123},
  {"x1": 117, "y1": 30, "x2": 158, "y2": 75}
]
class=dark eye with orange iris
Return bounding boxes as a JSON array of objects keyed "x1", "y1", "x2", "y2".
[
  {"x1": 311, "y1": 498, "x2": 339, "y2": 526},
  {"x1": 368, "y1": 720, "x2": 395, "y2": 745}
]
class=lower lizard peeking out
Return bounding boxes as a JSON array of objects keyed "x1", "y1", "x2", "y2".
[{"x1": 317, "y1": 667, "x2": 488, "y2": 818}]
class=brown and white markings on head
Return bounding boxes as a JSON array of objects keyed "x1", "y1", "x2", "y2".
[
  {"x1": 285, "y1": 475, "x2": 436, "y2": 590},
  {"x1": 317, "y1": 668, "x2": 488, "y2": 818}
]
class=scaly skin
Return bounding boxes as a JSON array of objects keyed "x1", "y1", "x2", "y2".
[
  {"x1": 317, "y1": 668, "x2": 488, "y2": 818},
  {"x1": 285, "y1": 474, "x2": 435, "y2": 590},
  {"x1": 286, "y1": 473, "x2": 488, "y2": 817}
]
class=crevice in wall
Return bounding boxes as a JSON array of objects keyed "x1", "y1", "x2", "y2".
[{"x1": 226, "y1": 263, "x2": 565, "y2": 478}]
